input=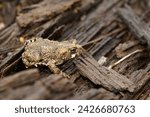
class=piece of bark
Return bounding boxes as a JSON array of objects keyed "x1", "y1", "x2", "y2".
[
  {"x1": 117, "y1": 6, "x2": 150, "y2": 47},
  {"x1": 0, "y1": 69, "x2": 40, "y2": 92},
  {"x1": 16, "y1": 0, "x2": 81, "y2": 27},
  {"x1": 74, "y1": 50, "x2": 135, "y2": 93}
]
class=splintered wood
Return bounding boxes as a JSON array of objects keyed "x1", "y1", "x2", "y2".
[
  {"x1": 74, "y1": 50, "x2": 135, "y2": 93},
  {"x1": 0, "y1": 0, "x2": 150, "y2": 99}
]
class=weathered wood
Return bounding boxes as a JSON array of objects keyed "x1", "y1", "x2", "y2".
[
  {"x1": 57, "y1": 0, "x2": 129, "y2": 83},
  {"x1": 111, "y1": 49, "x2": 148, "y2": 76},
  {"x1": 25, "y1": 0, "x2": 103, "y2": 38},
  {"x1": 59, "y1": 0, "x2": 128, "y2": 61},
  {"x1": 0, "y1": 46, "x2": 24, "y2": 77},
  {"x1": 1, "y1": 57, "x2": 22, "y2": 77},
  {"x1": 74, "y1": 50, "x2": 135, "y2": 93},
  {"x1": 61, "y1": 0, "x2": 122, "y2": 43},
  {"x1": 17, "y1": 0, "x2": 82, "y2": 27},
  {"x1": 118, "y1": 6, "x2": 150, "y2": 47},
  {"x1": 129, "y1": 63, "x2": 150, "y2": 99},
  {"x1": 0, "y1": 69, "x2": 40, "y2": 92},
  {"x1": 0, "y1": 0, "x2": 149, "y2": 100},
  {"x1": 90, "y1": 31, "x2": 126, "y2": 60},
  {"x1": 0, "y1": 0, "x2": 103, "y2": 56},
  {"x1": 146, "y1": 96, "x2": 150, "y2": 100},
  {"x1": 0, "y1": 80, "x2": 51, "y2": 100},
  {"x1": 132, "y1": 80, "x2": 150, "y2": 100},
  {"x1": 24, "y1": 81, "x2": 51, "y2": 100},
  {"x1": 1, "y1": 0, "x2": 18, "y2": 26},
  {"x1": 0, "y1": 74, "x2": 77, "y2": 99},
  {"x1": 73, "y1": 76, "x2": 95, "y2": 96},
  {"x1": 0, "y1": 23, "x2": 21, "y2": 51},
  {"x1": 40, "y1": 75, "x2": 76, "y2": 99}
]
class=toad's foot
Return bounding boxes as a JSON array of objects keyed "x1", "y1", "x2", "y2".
[
  {"x1": 48, "y1": 62, "x2": 70, "y2": 78},
  {"x1": 60, "y1": 71, "x2": 70, "y2": 79}
]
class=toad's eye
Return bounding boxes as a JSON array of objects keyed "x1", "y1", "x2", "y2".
[
  {"x1": 25, "y1": 38, "x2": 37, "y2": 45},
  {"x1": 70, "y1": 47, "x2": 76, "y2": 54}
]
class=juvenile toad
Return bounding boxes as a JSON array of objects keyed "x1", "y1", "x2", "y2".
[{"x1": 22, "y1": 37, "x2": 82, "y2": 75}]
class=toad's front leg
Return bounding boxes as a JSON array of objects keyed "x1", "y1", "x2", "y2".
[{"x1": 47, "y1": 61, "x2": 70, "y2": 78}]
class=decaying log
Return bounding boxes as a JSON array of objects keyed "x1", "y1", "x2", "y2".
[{"x1": 74, "y1": 50, "x2": 135, "y2": 93}]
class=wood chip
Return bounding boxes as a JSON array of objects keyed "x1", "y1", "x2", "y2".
[{"x1": 74, "y1": 50, "x2": 135, "y2": 92}]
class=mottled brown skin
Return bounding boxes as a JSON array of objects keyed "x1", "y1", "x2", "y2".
[{"x1": 22, "y1": 37, "x2": 82, "y2": 76}]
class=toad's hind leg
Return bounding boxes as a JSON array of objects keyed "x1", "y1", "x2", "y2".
[
  {"x1": 47, "y1": 62, "x2": 70, "y2": 78},
  {"x1": 47, "y1": 61, "x2": 61, "y2": 74}
]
